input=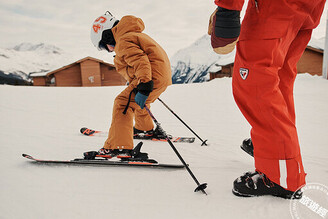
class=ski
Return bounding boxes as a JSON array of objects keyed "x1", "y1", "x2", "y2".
[
  {"x1": 22, "y1": 154, "x2": 185, "y2": 168},
  {"x1": 80, "y1": 127, "x2": 195, "y2": 143}
]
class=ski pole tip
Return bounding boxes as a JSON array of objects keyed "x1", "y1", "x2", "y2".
[
  {"x1": 201, "y1": 140, "x2": 209, "y2": 146},
  {"x1": 194, "y1": 183, "x2": 208, "y2": 195}
]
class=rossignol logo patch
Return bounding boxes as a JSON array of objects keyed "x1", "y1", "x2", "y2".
[{"x1": 239, "y1": 68, "x2": 249, "y2": 80}]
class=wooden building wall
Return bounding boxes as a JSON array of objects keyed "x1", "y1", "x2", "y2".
[
  {"x1": 54, "y1": 65, "x2": 82, "y2": 87},
  {"x1": 33, "y1": 77, "x2": 46, "y2": 86},
  {"x1": 209, "y1": 48, "x2": 323, "y2": 81},
  {"x1": 80, "y1": 60, "x2": 102, "y2": 86},
  {"x1": 209, "y1": 65, "x2": 234, "y2": 80},
  {"x1": 297, "y1": 49, "x2": 323, "y2": 76},
  {"x1": 100, "y1": 64, "x2": 126, "y2": 86},
  {"x1": 32, "y1": 58, "x2": 127, "y2": 87}
]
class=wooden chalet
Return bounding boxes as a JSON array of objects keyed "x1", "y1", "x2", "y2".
[
  {"x1": 209, "y1": 45, "x2": 324, "y2": 80},
  {"x1": 31, "y1": 57, "x2": 126, "y2": 87},
  {"x1": 209, "y1": 63, "x2": 234, "y2": 80},
  {"x1": 297, "y1": 46, "x2": 324, "y2": 76}
]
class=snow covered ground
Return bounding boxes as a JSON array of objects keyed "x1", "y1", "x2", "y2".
[{"x1": 1, "y1": 74, "x2": 327, "y2": 219}]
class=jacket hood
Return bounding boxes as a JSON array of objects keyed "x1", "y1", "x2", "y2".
[{"x1": 112, "y1": 15, "x2": 145, "y2": 39}]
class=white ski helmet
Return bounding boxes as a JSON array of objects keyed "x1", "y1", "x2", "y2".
[{"x1": 90, "y1": 11, "x2": 118, "y2": 50}]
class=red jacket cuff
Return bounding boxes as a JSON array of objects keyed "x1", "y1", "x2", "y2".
[{"x1": 214, "y1": 0, "x2": 244, "y2": 11}]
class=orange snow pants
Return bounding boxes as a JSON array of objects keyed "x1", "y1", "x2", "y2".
[
  {"x1": 232, "y1": 0, "x2": 326, "y2": 191},
  {"x1": 103, "y1": 84, "x2": 167, "y2": 150}
]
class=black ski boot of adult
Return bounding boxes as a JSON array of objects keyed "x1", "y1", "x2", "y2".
[
  {"x1": 241, "y1": 138, "x2": 254, "y2": 157},
  {"x1": 232, "y1": 171, "x2": 302, "y2": 199}
]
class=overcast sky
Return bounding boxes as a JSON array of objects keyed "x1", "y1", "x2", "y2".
[{"x1": 0, "y1": 0, "x2": 327, "y2": 58}]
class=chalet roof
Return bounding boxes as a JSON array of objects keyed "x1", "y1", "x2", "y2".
[
  {"x1": 306, "y1": 46, "x2": 324, "y2": 54},
  {"x1": 30, "y1": 56, "x2": 115, "y2": 78}
]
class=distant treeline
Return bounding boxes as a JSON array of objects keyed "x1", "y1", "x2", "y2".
[{"x1": 0, "y1": 71, "x2": 32, "y2": 86}]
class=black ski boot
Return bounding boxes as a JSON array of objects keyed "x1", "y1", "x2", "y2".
[
  {"x1": 241, "y1": 138, "x2": 254, "y2": 157},
  {"x1": 151, "y1": 126, "x2": 169, "y2": 139},
  {"x1": 232, "y1": 171, "x2": 302, "y2": 199},
  {"x1": 133, "y1": 126, "x2": 172, "y2": 140},
  {"x1": 133, "y1": 127, "x2": 154, "y2": 139}
]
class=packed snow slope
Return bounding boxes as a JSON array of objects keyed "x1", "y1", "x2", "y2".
[{"x1": 1, "y1": 74, "x2": 327, "y2": 219}]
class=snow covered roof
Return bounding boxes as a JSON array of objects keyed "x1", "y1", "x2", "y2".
[
  {"x1": 29, "y1": 72, "x2": 48, "y2": 77},
  {"x1": 306, "y1": 46, "x2": 324, "y2": 54},
  {"x1": 208, "y1": 65, "x2": 222, "y2": 73},
  {"x1": 30, "y1": 56, "x2": 115, "y2": 78}
]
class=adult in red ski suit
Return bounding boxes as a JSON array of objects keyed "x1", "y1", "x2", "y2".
[{"x1": 211, "y1": 0, "x2": 326, "y2": 194}]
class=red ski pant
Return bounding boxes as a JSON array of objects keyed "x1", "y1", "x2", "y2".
[{"x1": 232, "y1": 0, "x2": 325, "y2": 191}]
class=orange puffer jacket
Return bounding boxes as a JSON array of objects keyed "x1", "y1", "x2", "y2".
[{"x1": 111, "y1": 15, "x2": 172, "y2": 88}]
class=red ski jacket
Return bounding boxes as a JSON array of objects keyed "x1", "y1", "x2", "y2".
[{"x1": 214, "y1": 0, "x2": 245, "y2": 11}]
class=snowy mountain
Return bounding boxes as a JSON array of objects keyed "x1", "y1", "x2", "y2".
[
  {"x1": 170, "y1": 35, "x2": 235, "y2": 84},
  {"x1": 12, "y1": 43, "x2": 62, "y2": 54},
  {"x1": 0, "y1": 42, "x2": 120, "y2": 85},
  {"x1": 170, "y1": 32, "x2": 326, "y2": 84},
  {"x1": 2, "y1": 38, "x2": 227, "y2": 85},
  {"x1": 1, "y1": 33, "x2": 325, "y2": 85},
  {"x1": 1, "y1": 74, "x2": 327, "y2": 218},
  {"x1": 0, "y1": 43, "x2": 75, "y2": 85}
]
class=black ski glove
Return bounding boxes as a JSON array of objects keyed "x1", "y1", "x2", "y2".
[
  {"x1": 136, "y1": 80, "x2": 154, "y2": 96},
  {"x1": 215, "y1": 6, "x2": 241, "y2": 39}
]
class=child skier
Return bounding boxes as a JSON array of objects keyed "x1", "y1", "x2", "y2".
[
  {"x1": 209, "y1": 0, "x2": 326, "y2": 198},
  {"x1": 90, "y1": 12, "x2": 172, "y2": 158}
]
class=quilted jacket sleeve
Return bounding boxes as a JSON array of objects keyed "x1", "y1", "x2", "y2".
[{"x1": 116, "y1": 36, "x2": 152, "y2": 84}]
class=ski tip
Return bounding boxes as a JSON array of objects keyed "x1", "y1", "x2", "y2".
[
  {"x1": 80, "y1": 127, "x2": 96, "y2": 136},
  {"x1": 22, "y1": 154, "x2": 34, "y2": 160},
  {"x1": 80, "y1": 127, "x2": 88, "y2": 134}
]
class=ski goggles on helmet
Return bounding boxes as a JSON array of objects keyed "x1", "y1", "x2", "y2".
[
  {"x1": 99, "y1": 40, "x2": 109, "y2": 51},
  {"x1": 98, "y1": 29, "x2": 116, "y2": 51}
]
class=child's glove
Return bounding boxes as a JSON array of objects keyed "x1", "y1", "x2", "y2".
[
  {"x1": 208, "y1": 6, "x2": 241, "y2": 54},
  {"x1": 135, "y1": 80, "x2": 154, "y2": 109}
]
